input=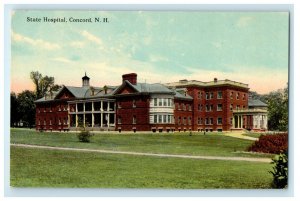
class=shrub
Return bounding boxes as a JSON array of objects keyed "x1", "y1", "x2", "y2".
[
  {"x1": 77, "y1": 130, "x2": 94, "y2": 143},
  {"x1": 269, "y1": 151, "x2": 288, "y2": 188},
  {"x1": 247, "y1": 132, "x2": 288, "y2": 154}
]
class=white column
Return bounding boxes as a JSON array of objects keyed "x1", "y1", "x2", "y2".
[
  {"x1": 101, "y1": 113, "x2": 103, "y2": 127},
  {"x1": 92, "y1": 101, "x2": 94, "y2": 112},
  {"x1": 92, "y1": 114, "x2": 94, "y2": 127},
  {"x1": 232, "y1": 116, "x2": 235, "y2": 128},
  {"x1": 101, "y1": 101, "x2": 103, "y2": 111},
  {"x1": 76, "y1": 103, "x2": 78, "y2": 112},
  {"x1": 107, "y1": 114, "x2": 110, "y2": 127},
  {"x1": 76, "y1": 114, "x2": 78, "y2": 127},
  {"x1": 108, "y1": 102, "x2": 110, "y2": 111},
  {"x1": 241, "y1": 115, "x2": 243, "y2": 129},
  {"x1": 83, "y1": 103, "x2": 85, "y2": 127}
]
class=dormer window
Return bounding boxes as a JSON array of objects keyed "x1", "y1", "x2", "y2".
[{"x1": 132, "y1": 99, "x2": 136, "y2": 108}]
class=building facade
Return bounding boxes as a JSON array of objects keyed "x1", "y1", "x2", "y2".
[{"x1": 35, "y1": 73, "x2": 268, "y2": 132}]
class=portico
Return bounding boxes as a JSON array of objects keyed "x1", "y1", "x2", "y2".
[
  {"x1": 232, "y1": 109, "x2": 268, "y2": 131},
  {"x1": 68, "y1": 99, "x2": 115, "y2": 130}
]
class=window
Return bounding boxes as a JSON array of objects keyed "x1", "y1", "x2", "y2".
[
  {"x1": 158, "y1": 115, "x2": 162, "y2": 123},
  {"x1": 133, "y1": 100, "x2": 136, "y2": 108},
  {"x1": 230, "y1": 118, "x2": 233, "y2": 125},
  {"x1": 198, "y1": 92, "x2": 201, "y2": 98},
  {"x1": 58, "y1": 118, "x2": 61, "y2": 125},
  {"x1": 205, "y1": 118, "x2": 209, "y2": 125},
  {"x1": 118, "y1": 102, "x2": 122, "y2": 108},
  {"x1": 159, "y1": 99, "x2": 162, "y2": 106},
  {"x1": 230, "y1": 92, "x2": 234, "y2": 99},
  {"x1": 198, "y1": 104, "x2": 201, "y2": 111},
  {"x1": 163, "y1": 115, "x2": 167, "y2": 123},
  {"x1": 218, "y1": 117, "x2": 222, "y2": 125},
  {"x1": 168, "y1": 115, "x2": 171, "y2": 123},
  {"x1": 206, "y1": 92, "x2": 209, "y2": 99},
  {"x1": 38, "y1": 119, "x2": 41, "y2": 125},
  {"x1": 197, "y1": 117, "x2": 201, "y2": 125},
  {"x1": 210, "y1": 92, "x2": 214, "y2": 99},
  {"x1": 182, "y1": 104, "x2": 186, "y2": 111},
  {"x1": 230, "y1": 104, "x2": 233, "y2": 111},
  {"x1": 188, "y1": 117, "x2": 192, "y2": 125},
  {"x1": 176, "y1": 103, "x2": 180, "y2": 110},
  {"x1": 154, "y1": 98, "x2": 157, "y2": 106},
  {"x1": 183, "y1": 117, "x2": 187, "y2": 125},
  {"x1": 237, "y1": 105, "x2": 240, "y2": 110},
  {"x1": 210, "y1": 118, "x2": 213, "y2": 125},
  {"x1": 154, "y1": 115, "x2": 157, "y2": 123},
  {"x1": 133, "y1": 115, "x2": 136, "y2": 124},
  {"x1": 217, "y1": 104, "x2": 222, "y2": 111},
  {"x1": 178, "y1": 117, "x2": 181, "y2": 125},
  {"x1": 210, "y1": 105, "x2": 213, "y2": 111},
  {"x1": 243, "y1": 94, "x2": 246, "y2": 100},
  {"x1": 118, "y1": 116, "x2": 122, "y2": 124},
  {"x1": 243, "y1": 105, "x2": 246, "y2": 109},
  {"x1": 58, "y1": 105, "x2": 61, "y2": 111},
  {"x1": 168, "y1": 99, "x2": 171, "y2": 106},
  {"x1": 188, "y1": 104, "x2": 192, "y2": 111},
  {"x1": 236, "y1": 93, "x2": 240, "y2": 100},
  {"x1": 163, "y1": 99, "x2": 167, "y2": 106},
  {"x1": 217, "y1": 91, "x2": 223, "y2": 99},
  {"x1": 206, "y1": 104, "x2": 209, "y2": 112},
  {"x1": 49, "y1": 106, "x2": 52, "y2": 112},
  {"x1": 37, "y1": 108, "x2": 40, "y2": 113}
]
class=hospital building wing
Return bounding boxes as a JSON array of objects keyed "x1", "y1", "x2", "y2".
[{"x1": 35, "y1": 73, "x2": 268, "y2": 132}]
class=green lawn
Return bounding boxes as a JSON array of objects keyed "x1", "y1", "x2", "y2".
[
  {"x1": 10, "y1": 128, "x2": 272, "y2": 158},
  {"x1": 10, "y1": 146, "x2": 273, "y2": 188}
]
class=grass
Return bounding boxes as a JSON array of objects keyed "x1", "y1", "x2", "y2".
[
  {"x1": 10, "y1": 146, "x2": 273, "y2": 188},
  {"x1": 10, "y1": 128, "x2": 272, "y2": 158}
]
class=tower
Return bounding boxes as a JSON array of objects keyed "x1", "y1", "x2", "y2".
[{"x1": 82, "y1": 72, "x2": 90, "y2": 87}]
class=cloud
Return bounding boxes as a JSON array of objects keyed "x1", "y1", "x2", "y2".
[
  {"x1": 149, "y1": 54, "x2": 169, "y2": 62},
  {"x1": 11, "y1": 31, "x2": 61, "y2": 50},
  {"x1": 70, "y1": 41, "x2": 85, "y2": 48},
  {"x1": 236, "y1": 16, "x2": 253, "y2": 27},
  {"x1": 81, "y1": 30, "x2": 103, "y2": 45},
  {"x1": 50, "y1": 57, "x2": 73, "y2": 63}
]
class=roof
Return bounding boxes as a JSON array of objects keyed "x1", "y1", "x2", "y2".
[
  {"x1": 165, "y1": 79, "x2": 249, "y2": 89},
  {"x1": 248, "y1": 99, "x2": 267, "y2": 107},
  {"x1": 35, "y1": 85, "x2": 117, "y2": 103}
]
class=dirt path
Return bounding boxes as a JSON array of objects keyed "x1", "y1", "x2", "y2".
[
  {"x1": 11, "y1": 143, "x2": 271, "y2": 163},
  {"x1": 223, "y1": 132, "x2": 258, "y2": 141}
]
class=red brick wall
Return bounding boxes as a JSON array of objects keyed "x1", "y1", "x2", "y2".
[
  {"x1": 174, "y1": 99, "x2": 193, "y2": 131},
  {"x1": 35, "y1": 101, "x2": 69, "y2": 131},
  {"x1": 185, "y1": 86, "x2": 249, "y2": 132},
  {"x1": 115, "y1": 95, "x2": 150, "y2": 131}
]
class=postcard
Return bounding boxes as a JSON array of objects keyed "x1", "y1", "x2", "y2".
[{"x1": 10, "y1": 10, "x2": 289, "y2": 190}]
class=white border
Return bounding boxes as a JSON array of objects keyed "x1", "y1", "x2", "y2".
[{"x1": 2, "y1": 1, "x2": 298, "y2": 199}]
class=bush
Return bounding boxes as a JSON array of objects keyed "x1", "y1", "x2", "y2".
[
  {"x1": 247, "y1": 132, "x2": 288, "y2": 154},
  {"x1": 269, "y1": 151, "x2": 288, "y2": 188},
  {"x1": 77, "y1": 130, "x2": 94, "y2": 143}
]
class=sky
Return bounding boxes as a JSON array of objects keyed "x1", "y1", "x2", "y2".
[{"x1": 11, "y1": 11, "x2": 289, "y2": 94}]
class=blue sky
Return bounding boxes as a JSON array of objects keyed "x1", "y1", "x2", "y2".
[{"x1": 11, "y1": 11, "x2": 289, "y2": 94}]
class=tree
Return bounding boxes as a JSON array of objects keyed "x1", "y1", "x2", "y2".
[
  {"x1": 265, "y1": 84, "x2": 288, "y2": 131},
  {"x1": 30, "y1": 71, "x2": 60, "y2": 99},
  {"x1": 17, "y1": 90, "x2": 36, "y2": 128},
  {"x1": 10, "y1": 92, "x2": 21, "y2": 127}
]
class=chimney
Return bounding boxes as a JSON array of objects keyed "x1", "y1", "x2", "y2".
[
  {"x1": 82, "y1": 72, "x2": 90, "y2": 87},
  {"x1": 214, "y1": 78, "x2": 218, "y2": 83},
  {"x1": 122, "y1": 73, "x2": 137, "y2": 85}
]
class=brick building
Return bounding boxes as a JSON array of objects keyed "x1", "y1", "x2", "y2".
[{"x1": 35, "y1": 73, "x2": 268, "y2": 132}]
